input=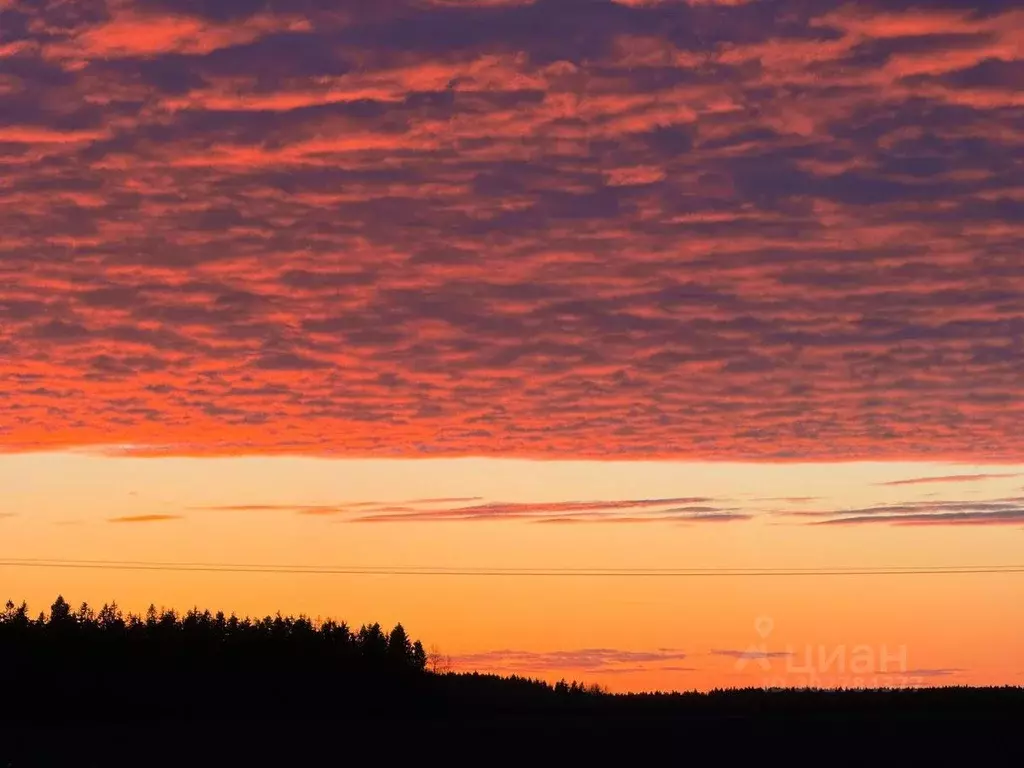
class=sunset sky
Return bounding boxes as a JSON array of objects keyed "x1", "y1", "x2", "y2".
[{"x1": 1, "y1": 0, "x2": 1022, "y2": 691}]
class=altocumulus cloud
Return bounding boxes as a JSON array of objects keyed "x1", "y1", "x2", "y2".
[{"x1": 0, "y1": 0, "x2": 1022, "y2": 460}]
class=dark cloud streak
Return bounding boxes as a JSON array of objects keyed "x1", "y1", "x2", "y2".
[
  {"x1": 876, "y1": 474, "x2": 1020, "y2": 487},
  {"x1": 793, "y1": 499, "x2": 1024, "y2": 527}
]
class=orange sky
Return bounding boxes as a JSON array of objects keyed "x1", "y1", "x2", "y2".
[{"x1": 2, "y1": 453, "x2": 1022, "y2": 691}]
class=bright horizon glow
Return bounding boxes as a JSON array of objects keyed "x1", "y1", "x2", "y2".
[{"x1": 3, "y1": 453, "x2": 1022, "y2": 692}]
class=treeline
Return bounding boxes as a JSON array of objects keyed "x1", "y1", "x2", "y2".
[
  {"x1": 1, "y1": 595, "x2": 441, "y2": 719},
  {"x1": 2, "y1": 596, "x2": 428, "y2": 668},
  {"x1": 3, "y1": 595, "x2": 1023, "y2": 726},
  {"x1": 1, "y1": 596, "x2": 600, "y2": 719},
  {"x1": 2, "y1": 595, "x2": 427, "y2": 667}
]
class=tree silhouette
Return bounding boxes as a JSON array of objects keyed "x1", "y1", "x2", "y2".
[
  {"x1": 357, "y1": 622, "x2": 389, "y2": 662},
  {"x1": 0, "y1": 595, "x2": 443, "y2": 721},
  {"x1": 48, "y1": 595, "x2": 73, "y2": 627},
  {"x1": 412, "y1": 640, "x2": 428, "y2": 671},
  {"x1": 427, "y1": 643, "x2": 454, "y2": 674},
  {"x1": 388, "y1": 623, "x2": 412, "y2": 665},
  {"x1": 2, "y1": 591, "x2": 1022, "y2": 737}
]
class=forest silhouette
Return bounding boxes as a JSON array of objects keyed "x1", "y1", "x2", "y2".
[
  {"x1": 2, "y1": 595, "x2": 600, "y2": 720},
  {"x1": 3, "y1": 595, "x2": 1022, "y2": 764}
]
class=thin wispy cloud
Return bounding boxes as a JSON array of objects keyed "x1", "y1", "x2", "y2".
[
  {"x1": 791, "y1": 500, "x2": 1024, "y2": 527},
  {"x1": 404, "y1": 497, "x2": 485, "y2": 505},
  {"x1": 187, "y1": 496, "x2": 745, "y2": 524},
  {"x1": 877, "y1": 474, "x2": 1021, "y2": 487},
  {"x1": 191, "y1": 501, "x2": 412, "y2": 515},
  {"x1": 533, "y1": 511, "x2": 752, "y2": 525},
  {"x1": 452, "y1": 648, "x2": 691, "y2": 674},
  {"x1": 347, "y1": 497, "x2": 731, "y2": 523},
  {"x1": 881, "y1": 668, "x2": 966, "y2": 678},
  {"x1": 752, "y1": 497, "x2": 822, "y2": 504},
  {"x1": 711, "y1": 649, "x2": 794, "y2": 660},
  {"x1": 592, "y1": 665, "x2": 697, "y2": 675},
  {"x1": 107, "y1": 514, "x2": 182, "y2": 524},
  {"x1": 818, "y1": 510, "x2": 1024, "y2": 527},
  {"x1": 192, "y1": 504, "x2": 346, "y2": 512}
]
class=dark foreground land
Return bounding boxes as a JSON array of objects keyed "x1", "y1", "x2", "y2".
[
  {"x1": 3, "y1": 598, "x2": 1022, "y2": 764},
  {"x1": 5, "y1": 687, "x2": 1024, "y2": 766}
]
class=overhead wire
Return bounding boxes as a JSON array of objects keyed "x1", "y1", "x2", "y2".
[{"x1": 2, "y1": 557, "x2": 1023, "y2": 577}]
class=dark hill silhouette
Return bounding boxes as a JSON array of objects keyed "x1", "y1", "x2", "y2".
[{"x1": 2, "y1": 595, "x2": 1022, "y2": 765}]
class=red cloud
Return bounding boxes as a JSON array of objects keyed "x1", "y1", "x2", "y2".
[
  {"x1": 0, "y1": 0, "x2": 1021, "y2": 460},
  {"x1": 43, "y1": 10, "x2": 310, "y2": 61}
]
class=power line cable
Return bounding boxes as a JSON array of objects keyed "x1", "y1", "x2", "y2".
[
  {"x1": 2, "y1": 558, "x2": 1023, "y2": 577},
  {"x1": 3, "y1": 557, "x2": 1023, "y2": 572}
]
